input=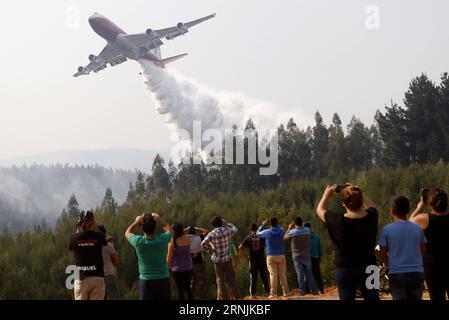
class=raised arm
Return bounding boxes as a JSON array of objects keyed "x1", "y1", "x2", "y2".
[
  {"x1": 125, "y1": 215, "x2": 144, "y2": 240},
  {"x1": 195, "y1": 227, "x2": 209, "y2": 236},
  {"x1": 316, "y1": 185, "x2": 337, "y2": 222},
  {"x1": 409, "y1": 199, "x2": 428, "y2": 229},
  {"x1": 257, "y1": 223, "x2": 272, "y2": 238},
  {"x1": 284, "y1": 222, "x2": 295, "y2": 240},
  {"x1": 152, "y1": 213, "x2": 171, "y2": 234},
  {"x1": 184, "y1": 226, "x2": 210, "y2": 236},
  {"x1": 221, "y1": 218, "x2": 237, "y2": 235},
  {"x1": 227, "y1": 223, "x2": 238, "y2": 235},
  {"x1": 363, "y1": 195, "x2": 376, "y2": 209}
]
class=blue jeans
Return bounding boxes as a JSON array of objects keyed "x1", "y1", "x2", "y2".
[
  {"x1": 293, "y1": 258, "x2": 318, "y2": 293},
  {"x1": 336, "y1": 268, "x2": 379, "y2": 300},
  {"x1": 389, "y1": 272, "x2": 424, "y2": 300}
]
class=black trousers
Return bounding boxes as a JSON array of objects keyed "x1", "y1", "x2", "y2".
[
  {"x1": 425, "y1": 261, "x2": 449, "y2": 300},
  {"x1": 311, "y1": 257, "x2": 324, "y2": 293},
  {"x1": 249, "y1": 257, "x2": 270, "y2": 296},
  {"x1": 172, "y1": 270, "x2": 193, "y2": 300},
  {"x1": 139, "y1": 278, "x2": 171, "y2": 300}
]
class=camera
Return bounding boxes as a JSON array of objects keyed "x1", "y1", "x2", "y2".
[{"x1": 335, "y1": 184, "x2": 350, "y2": 193}]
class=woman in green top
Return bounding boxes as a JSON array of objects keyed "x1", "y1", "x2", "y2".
[{"x1": 125, "y1": 213, "x2": 172, "y2": 300}]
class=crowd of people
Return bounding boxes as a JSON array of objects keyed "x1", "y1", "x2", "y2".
[{"x1": 68, "y1": 185, "x2": 449, "y2": 301}]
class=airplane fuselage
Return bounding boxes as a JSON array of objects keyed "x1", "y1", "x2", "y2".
[
  {"x1": 88, "y1": 14, "x2": 161, "y2": 65},
  {"x1": 74, "y1": 12, "x2": 215, "y2": 76}
]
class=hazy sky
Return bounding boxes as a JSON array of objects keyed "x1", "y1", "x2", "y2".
[{"x1": 1, "y1": 0, "x2": 449, "y2": 160}]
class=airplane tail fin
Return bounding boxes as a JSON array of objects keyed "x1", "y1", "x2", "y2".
[{"x1": 161, "y1": 53, "x2": 188, "y2": 66}]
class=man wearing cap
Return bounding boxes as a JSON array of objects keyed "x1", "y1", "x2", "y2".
[{"x1": 69, "y1": 211, "x2": 107, "y2": 300}]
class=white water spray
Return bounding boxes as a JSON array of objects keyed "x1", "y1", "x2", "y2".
[{"x1": 139, "y1": 59, "x2": 302, "y2": 135}]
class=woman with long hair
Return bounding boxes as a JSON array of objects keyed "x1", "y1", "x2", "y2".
[{"x1": 167, "y1": 222, "x2": 193, "y2": 300}]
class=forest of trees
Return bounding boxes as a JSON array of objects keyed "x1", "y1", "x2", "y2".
[{"x1": 1, "y1": 72, "x2": 449, "y2": 299}]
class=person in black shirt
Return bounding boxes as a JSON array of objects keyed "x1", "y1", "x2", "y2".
[
  {"x1": 69, "y1": 211, "x2": 107, "y2": 300},
  {"x1": 316, "y1": 184, "x2": 379, "y2": 300},
  {"x1": 239, "y1": 223, "x2": 270, "y2": 297},
  {"x1": 410, "y1": 188, "x2": 449, "y2": 300}
]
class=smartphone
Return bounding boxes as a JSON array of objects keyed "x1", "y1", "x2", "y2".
[{"x1": 335, "y1": 184, "x2": 350, "y2": 193}]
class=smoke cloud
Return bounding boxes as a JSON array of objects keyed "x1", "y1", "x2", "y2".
[
  {"x1": 139, "y1": 60, "x2": 304, "y2": 135},
  {"x1": 0, "y1": 166, "x2": 135, "y2": 231}
]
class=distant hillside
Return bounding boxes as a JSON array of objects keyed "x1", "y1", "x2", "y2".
[
  {"x1": 0, "y1": 148, "x2": 169, "y2": 172},
  {"x1": 0, "y1": 165, "x2": 137, "y2": 231}
]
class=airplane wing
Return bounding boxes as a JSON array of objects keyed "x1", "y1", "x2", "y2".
[
  {"x1": 157, "y1": 13, "x2": 216, "y2": 40},
  {"x1": 123, "y1": 13, "x2": 216, "y2": 53},
  {"x1": 73, "y1": 44, "x2": 127, "y2": 77}
]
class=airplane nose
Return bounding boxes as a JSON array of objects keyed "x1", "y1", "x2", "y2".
[
  {"x1": 88, "y1": 14, "x2": 101, "y2": 28},
  {"x1": 88, "y1": 18, "x2": 95, "y2": 29},
  {"x1": 89, "y1": 13, "x2": 103, "y2": 23}
]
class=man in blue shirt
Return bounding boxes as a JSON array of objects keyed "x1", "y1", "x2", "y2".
[
  {"x1": 257, "y1": 217, "x2": 290, "y2": 298},
  {"x1": 378, "y1": 196, "x2": 427, "y2": 300}
]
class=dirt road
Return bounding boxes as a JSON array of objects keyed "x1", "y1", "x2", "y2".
[{"x1": 243, "y1": 287, "x2": 430, "y2": 300}]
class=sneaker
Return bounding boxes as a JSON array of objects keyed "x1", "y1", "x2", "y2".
[
  {"x1": 312, "y1": 291, "x2": 319, "y2": 296},
  {"x1": 299, "y1": 291, "x2": 306, "y2": 296},
  {"x1": 267, "y1": 294, "x2": 277, "y2": 299},
  {"x1": 283, "y1": 292, "x2": 292, "y2": 297}
]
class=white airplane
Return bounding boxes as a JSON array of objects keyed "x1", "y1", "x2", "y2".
[{"x1": 73, "y1": 13, "x2": 216, "y2": 77}]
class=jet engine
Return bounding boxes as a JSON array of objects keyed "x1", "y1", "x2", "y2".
[{"x1": 88, "y1": 54, "x2": 96, "y2": 61}]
